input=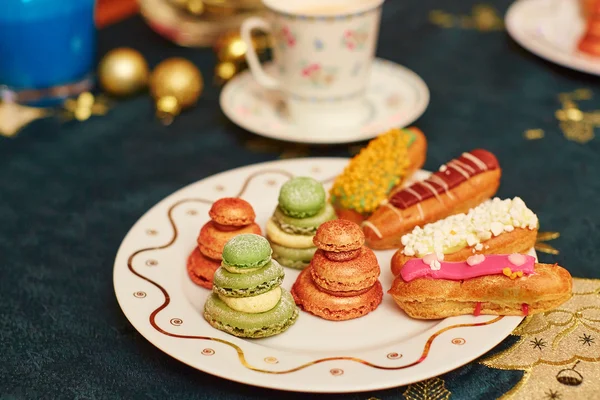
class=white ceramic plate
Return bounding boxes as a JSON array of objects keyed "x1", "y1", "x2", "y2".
[
  {"x1": 506, "y1": 0, "x2": 600, "y2": 76},
  {"x1": 220, "y1": 59, "x2": 430, "y2": 144},
  {"x1": 113, "y1": 158, "x2": 526, "y2": 393}
]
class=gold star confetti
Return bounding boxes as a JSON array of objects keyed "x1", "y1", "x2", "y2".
[
  {"x1": 0, "y1": 102, "x2": 50, "y2": 137},
  {"x1": 524, "y1": 129, "x2": 545, "y2": 140},
  {"x1": 62, "y1": 92, "x2": 110, "y2": 122},
  {"x1": 535, "y1": 231, "x2": 560, "y2": 255}
]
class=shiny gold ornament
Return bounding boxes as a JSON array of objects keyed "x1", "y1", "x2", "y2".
[
  {"x1": 214, "y1": 31, "x2": 270, "y2": 63},
  {"x1": 150, "y1": 58, "x2": 203, "y2": 123},
  {"x1": 155, "y1": 96, "x2": 182, "y2": 126},
  {"x1": 97, "y1": 48, "x2": 150, "y2": 97},
  {"x1": 218, "y1": 35, "x2": 248, "y2": 62},
  {"x1": 186, "y1": 0, "x2": 205, "y2": 16},
  {"x1": 215, "y1": 61, "x2": 237, "y2": 83}
]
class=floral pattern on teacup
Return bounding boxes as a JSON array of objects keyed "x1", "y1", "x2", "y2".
[
  {"x1": 274, "y1": 25, "x2": 297, "y2": 50},
  {"x1": 342, "y1": 25, "x2": 369, "y2": 50},
  {"x1": 300, "y1": 62, "x2": 337, "y2": 87}
]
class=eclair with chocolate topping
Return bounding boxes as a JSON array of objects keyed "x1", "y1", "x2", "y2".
[{"x1": 363, "y1": 149, "x2": 501, "y2": 250}]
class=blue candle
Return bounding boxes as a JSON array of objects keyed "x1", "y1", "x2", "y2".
[{"x1": 0, "y1": 0, "x2": 96, "y2": 101}]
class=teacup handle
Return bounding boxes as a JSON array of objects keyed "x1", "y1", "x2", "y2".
[{"x1": 240, "y1": 17, "x2": 280, "y2": 90}]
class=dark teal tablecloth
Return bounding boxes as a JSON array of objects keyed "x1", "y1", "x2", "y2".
[{"x1": 2, "y1": 0, "x2": 599, "y2": 398}]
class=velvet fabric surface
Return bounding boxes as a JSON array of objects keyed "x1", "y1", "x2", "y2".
[{"x1": 1, "y1": 0, "x2": 599, "y2": 398}]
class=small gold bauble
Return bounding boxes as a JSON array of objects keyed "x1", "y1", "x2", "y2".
[
  {"x1": 187, "y1": 0, "x2": 205, "y2": 16},
  {"x1": 215, "y1": 31, "x2": 270, "y2": 63},
  {"x1": 98, "y1": 48, "x2": 150, "y2": 96},
  {"x1": 156, "y1": 96, "x2": 182, "y2": 125},
  {"x1": 215, "y1": 61, "x2": 237, "y2": 82},
  {"x1": 150, "y1": 58, "x2": 203, "y2": 110},
  {"x1": 218, "y1": 36, "x2": 248, "y2": 62}
]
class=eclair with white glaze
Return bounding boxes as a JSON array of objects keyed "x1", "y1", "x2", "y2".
[
  {"x1": 363, "y1": 149, "x2": 501, "y2": 250},
  {"x1": 390, "y1": 197, "x2": 539, "y2": 276}
]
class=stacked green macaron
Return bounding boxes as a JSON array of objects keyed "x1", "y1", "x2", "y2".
[
  {"x1": 204, "y1": 233, "x2": 299, "y2": 338},
  {"x1": 266, "y1": 177, "x2": 336, "y2": 269}
]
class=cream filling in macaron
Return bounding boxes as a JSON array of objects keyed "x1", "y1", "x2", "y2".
[
  {"x1": 221, "y1": 264, "x2": 261, "y2": 274},
  {"x1": 266, "y1": 219, "x2": 315, "y2": 249},
  {"x1": 219, "y1": 287, "x2": 282, "y2": 313}
]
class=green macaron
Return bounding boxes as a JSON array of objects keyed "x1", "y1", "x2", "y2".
[
  {"x1": 213, "y1": 259, "x2": 285, "y2": 298},
  {"x1": 273, "y1": 202, "x2": 336, "y2": 235},
  {"x1": 278, "y1": 177, "x2": 326, "y2": 218},
  {"x1": 204, "y1": 289, "x2": 299, "y2": 338},
  {"x1": 270, "y1": 242, "x2": 316, "y2": 270},
  {"x1": 221, "y1": 234, "x2": 272, "y2": 273}
]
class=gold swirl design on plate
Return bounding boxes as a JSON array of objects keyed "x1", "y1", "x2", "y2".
[
  {"x1": 387, "y1": 352, "x2": 402, "y2": 359},
  {"x1": 202, "y1": 348, "x2": 215, "y2": 356},
  {"x1": 133, "y1": 291, "x2": 147, "y2": 298},
  {"x1": 452, "y1": 338, "x2": 466, "y2": 345},
  {"x1": 125, "y1": 168, "x2": 504, "y2": 374},
  {"x1": 264, "y1": 357, "x2": 279, "y2": 364},
  {"x1": 170, "y1": 318, "x2": 183, "y2": 326}
]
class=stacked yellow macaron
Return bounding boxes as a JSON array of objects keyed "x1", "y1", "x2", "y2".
[
  {"x1": 266, "y1": 177, "x2": 336, "y2": 269},
  {"x1": 204, "y1": 234, "x2": 299, "y2": 338}
]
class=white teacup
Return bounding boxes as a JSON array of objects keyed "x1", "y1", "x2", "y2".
[{"x1": 241, "y1": 0, "x2": 384, "y2": 129}]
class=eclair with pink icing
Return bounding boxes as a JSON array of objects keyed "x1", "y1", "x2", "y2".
[
  {"x1": 388, "y1": 253, "x2": 572, "y2": 319},
  {"x1": 364, "y1": 149, "x2": 501, "y2": 250},
  {"x1": 390, "y1": 197, "x2": 539, "y2": 276}
]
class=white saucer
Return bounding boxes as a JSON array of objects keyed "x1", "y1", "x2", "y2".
[
  {"x1": 220, "y1": 58, "x2": 430, "y2": 144},
  {"x1": 506, "y1": 0, "x2": 600, "y2": 76}
]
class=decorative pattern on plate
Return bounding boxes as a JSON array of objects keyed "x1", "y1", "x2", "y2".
[
  {"x1": 202, "y1": 348, "x2": 215, "y2": 356},
  {"x1": 170, "y1": 318, "x2": 183, "y2": 326},
  {"x1": 452, "y1": 338, "x2": 466, "y2": 345},
  {"x1": 482, "y1": 278, "x2": 600, "y2": 399}
]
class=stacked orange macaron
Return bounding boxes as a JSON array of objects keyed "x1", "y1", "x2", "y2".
[
  {"x1": 291, "y1": 219, "x2": 383, "y2": 321},
  {"x1": 187, "y1": 198, "x2": 261, "y2": 288}
]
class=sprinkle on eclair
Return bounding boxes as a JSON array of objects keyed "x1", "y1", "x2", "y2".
[{"x1": 330, "y1": 128, "x2": 413, "y2": 214}]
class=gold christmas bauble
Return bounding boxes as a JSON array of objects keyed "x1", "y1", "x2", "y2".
[
  {"x1": 214, "y1": 31, "x2": 271, "y2": 63},
  {"x1": 150, "y1": 58, "x2": 203, "y2": 124},
  {"x1": 98, "y1": 48, "x2": 150, "y2": 96},
  {"x1": 215, "y1": 61, "x2": 237, "y2": 82},
  {"x1": 150, "y1": 58, "x2": 203, "y2": 110}
]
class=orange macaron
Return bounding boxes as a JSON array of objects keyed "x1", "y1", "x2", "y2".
[
  {"x1": 198, "y1": 221, "x2": 261, "y2": 260},
  {"x1": 209, "y1": 198, "x2": 256, "y2": 227},
  {"x1": 291, "y1": 268, "x2": 383, "y2": 321},
  {"x1": 313, "y1": 219, "x2": 364, "y2": 261},
  {"x1": 310, "y1": 246, "x2": 380, "y2": 294},
  {"x1": 187, "y1": 248, "x2": 221, "y2": 289}
]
